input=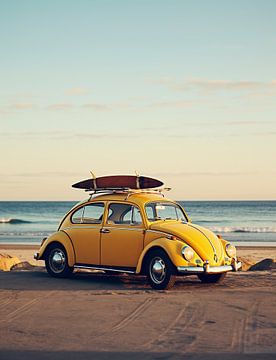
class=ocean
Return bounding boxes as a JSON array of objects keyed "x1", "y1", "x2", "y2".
[{"x1": 0, "y1": 201, "x2": 275, "y2": 246}]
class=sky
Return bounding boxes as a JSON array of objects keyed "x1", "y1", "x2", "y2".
[{"x1": 0, "y1": 0, "x2": 276, "y2": 200}]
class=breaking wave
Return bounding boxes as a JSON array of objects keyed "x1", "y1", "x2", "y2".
[
  {"x1": 209, "y1": 226, "x2": 276, "y2": 234},
  {"x1": 0, "y1": 218, "x2": 32, "y2": 224}
]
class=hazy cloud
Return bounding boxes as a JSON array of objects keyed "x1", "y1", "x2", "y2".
[
  {"x1": 9, "y1": 103, "x2": 35, "y2": 110},
  {"x1": 82, "y1": 103, "x2": 111, "y2": 111},
  {"x1": 47, "y1": 103, "x2": 73, "y2": 110},
  {"x1": 0, "y1": 131, "x2": 71, "y2": 140},
  {"x1": 187, "y1": 79, "x2": 262, "y2": 91},
  {"x1": 251, "y1": 131, "x2": 276, "y2": 136},
  {"x1": 0, "y1": 131, "x2": 140, "y2": 140},
  {"x1": 148, "y1": 100, "x2": 194, "y2": 108},
  {"x1": 155, "y1": 171, "x2": 258, "y2": 177},
  {"x1": 151, "y1": 78, "x2": 276, "y2": 94},
  {"x1": 1, "y1": 171, "x2": 80, "y2": 178},
  {"x1": 65, "y1": 87, "x2": 90, "y2": 95},
  {"x1": 225, "y1": 120, "x2": 274, "y2": 126},
  {"x1": 75, "y1": 133, "x2": 138, "y2": 139}
]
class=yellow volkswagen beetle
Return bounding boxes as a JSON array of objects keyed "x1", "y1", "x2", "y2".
[{"x1": 34, "y1": 177, "x2": 241, "y2": 290}]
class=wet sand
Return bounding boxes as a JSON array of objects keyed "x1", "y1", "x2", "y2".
[{"x1": 0, "y1": 245, "x2": 276, "y2": 359}]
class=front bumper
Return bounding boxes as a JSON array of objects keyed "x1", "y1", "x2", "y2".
[{"x1": 177, "y1": 260, "x2": 242, "y2": 274}]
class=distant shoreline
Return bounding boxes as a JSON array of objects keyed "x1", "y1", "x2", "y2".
[
  {"x1": 1, "y1": 199, "x2": 276, "y2": 202},
  {"x1": 1, "y1": 243, "x2": 276, "y2": 250}
]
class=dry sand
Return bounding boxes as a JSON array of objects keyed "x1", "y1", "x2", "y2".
[
  {"x1": 0, "y1": 245, "x2": 276, "y2": 359},
  {"x1": 1, "y1": 244, "x2": 276, "y2": 269}
]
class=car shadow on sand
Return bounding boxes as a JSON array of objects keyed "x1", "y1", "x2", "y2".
[{"x1": 0, "y1": 267, "x2": 210, "y2": 292}]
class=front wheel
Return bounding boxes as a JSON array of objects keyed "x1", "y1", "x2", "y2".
[
  {"x1": 146, "y1": 250, "x2": 176, "y2": 290},
  {"x1": 197, "y1": 272, "x2": 226, "y2": 283},
  {"x1": 45, "y1": 244, "x2": 73, "y2": 278}
]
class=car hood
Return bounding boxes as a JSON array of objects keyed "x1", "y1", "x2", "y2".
[{"x1": 149, "y1": 221, "x2": 224, "y2": 265}]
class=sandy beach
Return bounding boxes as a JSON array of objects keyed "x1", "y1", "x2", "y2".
[
  {"x1": 0, "y1": 244, "x2": 276, "y2": 359},
  {"x1": 1, "y1": 243, "x2": 276, "y2": 269}
]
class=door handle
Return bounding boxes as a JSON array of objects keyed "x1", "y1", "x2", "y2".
[{"x1": 100, "y1": 228, "x2": 111, "y2": 234}]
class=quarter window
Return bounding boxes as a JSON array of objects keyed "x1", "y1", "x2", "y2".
[{"x1": 71, "y1": 207, "x2": 84, "y2": 224}]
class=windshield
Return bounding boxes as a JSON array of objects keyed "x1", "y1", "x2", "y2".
[{"x1": 145, "y1": 202, "x2": 187, "y2": 222}]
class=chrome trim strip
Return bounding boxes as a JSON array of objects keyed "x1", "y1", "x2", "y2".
[
  {"x1": 63, "y1": 226, "x2": 143, "y2": 232},
  {"x1": 62, "y1": 225, "x2": 101, "y2": 231},
  {"x1": 74, "y1": 265, "x2": 135, "y2": 274},
  {"x1": 146, "y1": 229, "x2": 171, "y2": 237},
  {"x1": 177, "y1": 266, "x2": 205, "y2": 274},
  {"x1": 103, "y1": 227, "x2": 144, "y2": 231}
]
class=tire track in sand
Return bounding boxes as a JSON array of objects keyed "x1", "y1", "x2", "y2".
[
  {"x1": 111, "y1": 297, "x2": 156, "y2": 333},
  {"x1": 0, "y1": 290, "x2": 58, "y2": 324},
  {"x1": 0, "y1": 298, "x2": 39, "y2": 323},
  {"x1": 143, "y1": 301, "x2": 206, "y2": 351},
  {"x1": 84, "y1": 297, "x2": 157, "y2": 344},
  {"x1": 230, "y1": 299, "x2": 259, "y2": 353},
  {"x1": 0, "y1": 297, "x2": 15, "y2": 309}
]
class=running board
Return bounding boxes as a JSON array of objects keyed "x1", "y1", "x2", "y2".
[{"x1": 74, "y1": 264, "x2": 136, "y2": 274}]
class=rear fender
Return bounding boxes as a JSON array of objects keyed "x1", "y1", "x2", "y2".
[{"x1": 37, "y1": 231, "x2": 75, "y2": 267}]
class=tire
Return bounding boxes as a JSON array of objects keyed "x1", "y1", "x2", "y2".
[
  {"x1": 45, "y1": 244, "x2": 73, "y2": 278},
  {"x1": 146, "y1": 249, "x2": 176, "y2": 290},
  {"x1": 197, "y1": 272, "x2": 227, "y2": 284}
]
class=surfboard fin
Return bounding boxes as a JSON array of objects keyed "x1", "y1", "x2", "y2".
[
  {"x1": 135, "y1": 170, "x2": 140, "y2": 189},
  {"x1": 90, "y1": 171, "x2": 97, "y2": 189}
]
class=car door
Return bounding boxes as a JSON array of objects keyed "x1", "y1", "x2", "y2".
[
  {"x1": 64, "y1": 202, "x2": 105, "y2": 265},
  {"x1": 100, "y1": 202, "x2": 144, "y2": 268}
]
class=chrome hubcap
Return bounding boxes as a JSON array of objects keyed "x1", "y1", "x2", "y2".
[
  {"x1": 49, "y1": 249, "x2": 66, "y2": 273},
  {"x1": 150, "y1": 257, "x2": 166, "y2": 284}
]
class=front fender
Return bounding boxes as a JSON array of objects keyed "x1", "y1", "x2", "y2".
[
  {"x1": 136, "y1": 237, "x2": 188, "y2": 274},
  {"x1": 36, "y1": 231, "x2": 75, "y2": 267}
]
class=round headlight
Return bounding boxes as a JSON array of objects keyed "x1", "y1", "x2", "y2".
[
  {"x1": 181, "y1": 246, "x2": 194, "y2": 261},
  {"x1": 225, "y1": 243, "x2": 236, "y2": 258}
]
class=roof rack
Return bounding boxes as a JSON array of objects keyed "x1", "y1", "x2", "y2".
[{"x1": 87, "y1": 187, "x2": 171, "y2": 200}]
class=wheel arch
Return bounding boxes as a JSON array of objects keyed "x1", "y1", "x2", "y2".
[
  {"x1": 38, "y1": 231, "x2": 75, "y2": 267},
  {"x1": 136, "y1": 237, "x2": 182, "y2": 274}
]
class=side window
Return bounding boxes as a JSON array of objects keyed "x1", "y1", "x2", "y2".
[
  {"x1": 122, "y1": 207, "x2": 132, "y2": 224},
  {"x1": 145, "y1": 205, "x2": 155, "y2": 221},
  {"x1": 71, "y1": 207, "x2": 84, "y2": 224},
  {"x1": 107, "y1": 203, "x2": 131, "y2": 224},
  {"x1": 132, "y1": 206, "x2": 142, "y2": 225},
  {"x1": 83, "y1": 203, "x2": 104, "y2": 224},
  {"x1": 176, "y1": 207, "x2": 186, "y2": 221},
  {"x1": 71, "y1": 203, "x2": 104, "y2": 224},
  {"x1": 107, "y1": 203, "x2": 143, "y2": 225}
]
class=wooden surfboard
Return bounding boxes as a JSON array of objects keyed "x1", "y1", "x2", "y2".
[{"x1": 72, "y1": 175, "x2": 163, "y2": 190}]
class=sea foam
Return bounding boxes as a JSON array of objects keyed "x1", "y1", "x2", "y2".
[
  {"x1": 209, "y1": 226, "x2": 276, "y2": 233},
  {"x1": 0, "y1": 218, "x2": 31, "y2": 224}
]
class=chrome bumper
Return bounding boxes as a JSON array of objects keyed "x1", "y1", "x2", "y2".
[{"x1": 177, "y1": 261, "x2": 242, "y2": 274}]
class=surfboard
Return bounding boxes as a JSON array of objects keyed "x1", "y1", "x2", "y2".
[{"x1": 72, "y1": 175, "x2": 163, "y2": 190}]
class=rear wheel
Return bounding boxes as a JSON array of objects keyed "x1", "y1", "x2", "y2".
[
  {"x1": 197, "y1": 272, "x2": 227, "y2": 283},
  {"x1": 45, "y1": 244, "x2": 73, "y2": 278},
  {"x1": 146, "y1": 250, "x2": 176, "y2": 290}
]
